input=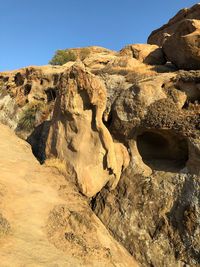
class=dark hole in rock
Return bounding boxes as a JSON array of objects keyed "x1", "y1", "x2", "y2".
[
  {"x1": 103, "y1": 112, "x2": 113, "y2": 129},
  {"x1": 182, "y1": 99, "x2": 200, "y2": 109},
  {"x1": 27, "y1": 121, "x2": 51, "y2": 164},
  {"x1": 137, "y1": 130, "x2": 188, "y2": 172},
  {"x1": 0, "y1": 76, "x2": 9, "y2": 82},
  {"x1": 45, "y1": 88, "x2": 57, "y2": 102},
  {"x1": 24, "y1": 84, "x2": 32, "y2": 95},
  {"x1": 14, "y1": 72, "x2": 25, "y2": 86}
]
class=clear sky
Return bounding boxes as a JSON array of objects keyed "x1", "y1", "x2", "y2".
[{"x1": 0, "y1": 0, "x2": 198, "y2": 71}]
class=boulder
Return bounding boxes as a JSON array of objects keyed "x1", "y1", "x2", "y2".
[
  {"x1": 119, "y1": 44, "x2": 166, "y2": 65},
  {"x1": 163, "y1": 19, "x2": 200, "y2": 70},
  {"x1": 148, "y1": 3, "x2": 200, "y2": 46}
]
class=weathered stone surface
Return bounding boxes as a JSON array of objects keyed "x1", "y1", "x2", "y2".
[
  {"x1": 148, "y1": 3, "x2": 200, "y2": 46},
  {"x1": 45, "y1": 63, "x2": 130, "y2": 197},
  {"x1": 65, "y1": 46, "x2": 116, "y2": 60},
  {"x1": 0, "y1": 7, "x2": 200, "y2": 264},
  {"x1": 93, "y1": 170, "x2": 200, "y2": 267},
  {"x1": 163, "y1": 19, "x2": 200, "y2": 70},
  {"x1": 119, "y1": 44, "x2": 166, "y2": 65},
  {"x1": 0, "y1": 123, "x2": 138, "y2": 267},
  {"x1": 90, "y1": 67, "x2": 200, "y2": 267}
]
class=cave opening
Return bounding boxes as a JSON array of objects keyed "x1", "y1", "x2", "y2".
[
  {"x1": 136, "y1": 130, "x2": 188, "y2": 172},
  {"x1": 24, "y1": 84, "x2": 32, "y2": 95},
  {"x1": 14, "y1": 72, "x2": 24, "y2": 86},
  {"x1": 45, "y1": 88, "x2": 57, "y2": 102}
]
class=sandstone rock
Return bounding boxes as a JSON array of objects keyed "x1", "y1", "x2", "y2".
[
  {"x1": 46, "y1": 63, "x2": 130, "y2": 197},
  {"x1": 148, "y1": 3, "x2": 200, "y2": 46},
  {"x1": 187, "y1": 138, "x2": 200, "y2": 175},
  {"x1": 171, "y1": 70, "x2": 200, "y2": 108},
  {"x1": 83, "y1": 53, "x2": 116, "y2": 70},
  {"x1": 89, "y1": 68, "x2": 200, "y2": 266},
  {"x1": 63, "y1": 46, "x2": 117, "y2": 71},
  {"x1": 0, "y1": 65, "x2": 72, "y2": 143},
  {"x1": 93, "y1": 170, "x2": 200, "y2": 267},
  {"x1": 0, "y1": 90, "x2": 19, "y2": 129},
  {"x1": 119, "y1": 44, "x2": 166, "y2": 65},
  {"x1": 0, "y1": 213, "x2": 10, "y2": 237},
  {"x1": 0, "y1": 30, "x2": 200, "y2": 267},
  {"x1": 0, "y1": 123, "x2": 138, "y2": 267},
  {"x1": 66, "y1": 46, "x2": 116, "y2": 60},
  {"x1": 111, "y1": 73, "x2": 173, "y2": 138},
  {"x1": 163, "y1": 19, "x2": 200, "y2": 70}
]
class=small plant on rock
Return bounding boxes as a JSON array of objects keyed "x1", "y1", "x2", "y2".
[
  {"x1": 49, "y1": 50, "x2": 77, "y2": 65},
  {"x1": 17, "y1": 102, "x2": 45, "y2": 132}
]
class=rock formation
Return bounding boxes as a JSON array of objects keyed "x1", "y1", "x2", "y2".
[
  {"x1": 45, "y1": 63, "x2": 129, "y2": 197},
  {"x1": 0, "y1": 3, "x2": 200, "y2": 266},
  {"x1": 148, "y1": 3, "x2": 200, "y2": 46},
  {"x1": 163, "y1": 19, "x2": 200, "y2": 70},
  {"x1": 119, "y1": 43, "x2": 166, "y2": 65},
  {"x1": 0, "y1": 123, "x2": 138, "y2": 266}
]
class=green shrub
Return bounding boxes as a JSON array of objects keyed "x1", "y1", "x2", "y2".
[
  {"x1": 17, "y1": 103, "x2": 44, "y2": 132},
  {"x1": 49, "y1": 50, "x2": 77, "y2": 65}
]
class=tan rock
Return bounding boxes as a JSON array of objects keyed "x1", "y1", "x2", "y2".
[
  {"x1": 1, "y1": 36, "x2": 200, "y2": 267},
  {"x1": 112, "y1": 73, "x2": 172, "y2": 138},
  {"x1": 187, "y1": 138, "x2": 200, "y2": 175},
  {"x1": 163, "y1": 19, "x2": 200, "y2": 70},
  {"x1": 0, "y1": 123, "x2": 138, "y2": 267},
  {"x1": 83, "y1": 53, "x2": 117, "y2": 70},
  {"x1": 46, "y1": 63, "x2": 129, "y2": 197},
  {"x1": 119, "y1": 44, "x2": 166, "y2": 65},
  {"x1": 66, "y1": 46, "x2": 116, "y2": 60},
  {"x1": 148, "y1": 3, "x2": 200, "y2": 46}
]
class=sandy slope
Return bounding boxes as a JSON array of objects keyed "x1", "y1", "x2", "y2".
[{"x1": 0, "y1": 124, "x2": 138, "y2": 267}]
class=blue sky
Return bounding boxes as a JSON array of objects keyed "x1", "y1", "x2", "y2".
[{"x1": 0, "y1": 0, "x2": 198, "y2": 71}]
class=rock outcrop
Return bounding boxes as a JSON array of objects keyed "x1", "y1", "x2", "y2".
[
  {"x1": 0, "y1": 4, "x2": 200, "y2": 266},
  {"x1": 45, "y1": 64, "x2": 129, "y2": 197},
  {"x1": 93, "y1": 170, "x2": 200, "y2": 267},
  {"x1": 163, "y1": 19, "x2": 200, "y2": 70},
  {"x1": 119, "y1": 44, "x2": 166, "y2": 65},
  {"x1": 0, "y1": 123, "x2": 138, "y2": 267},
  {"x1": 148, "y1": 3, "x2": 200, "y2": 46}
]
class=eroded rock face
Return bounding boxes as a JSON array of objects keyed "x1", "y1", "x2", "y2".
[
  {"x1": 0, "y1": 5, "x2": 200, "y2": 265},
  {"x1": 163, "y1": 19, "x2": 200, "y2": 70},
  {"x1": 0, "y1": 123, "x2": 138, "y2": 267},
  {"x1": 90, "y1": 68, "x2": 200, "y2": 266},
  {"x1": 92, "y1": 171, "x2": 200, "y2": 267},
  {"x1": 119, "y1": 44, "x2": 166, "y2": 65},
  {"x1": 46, "y1": 64, "x2": 130, "y2": 197},
  {"x1": 148, "y1": 3, "x2": 200, "y2": 46},
  {"x1": 0, "y1": 65, "x2": 72, "y2": 160}
]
